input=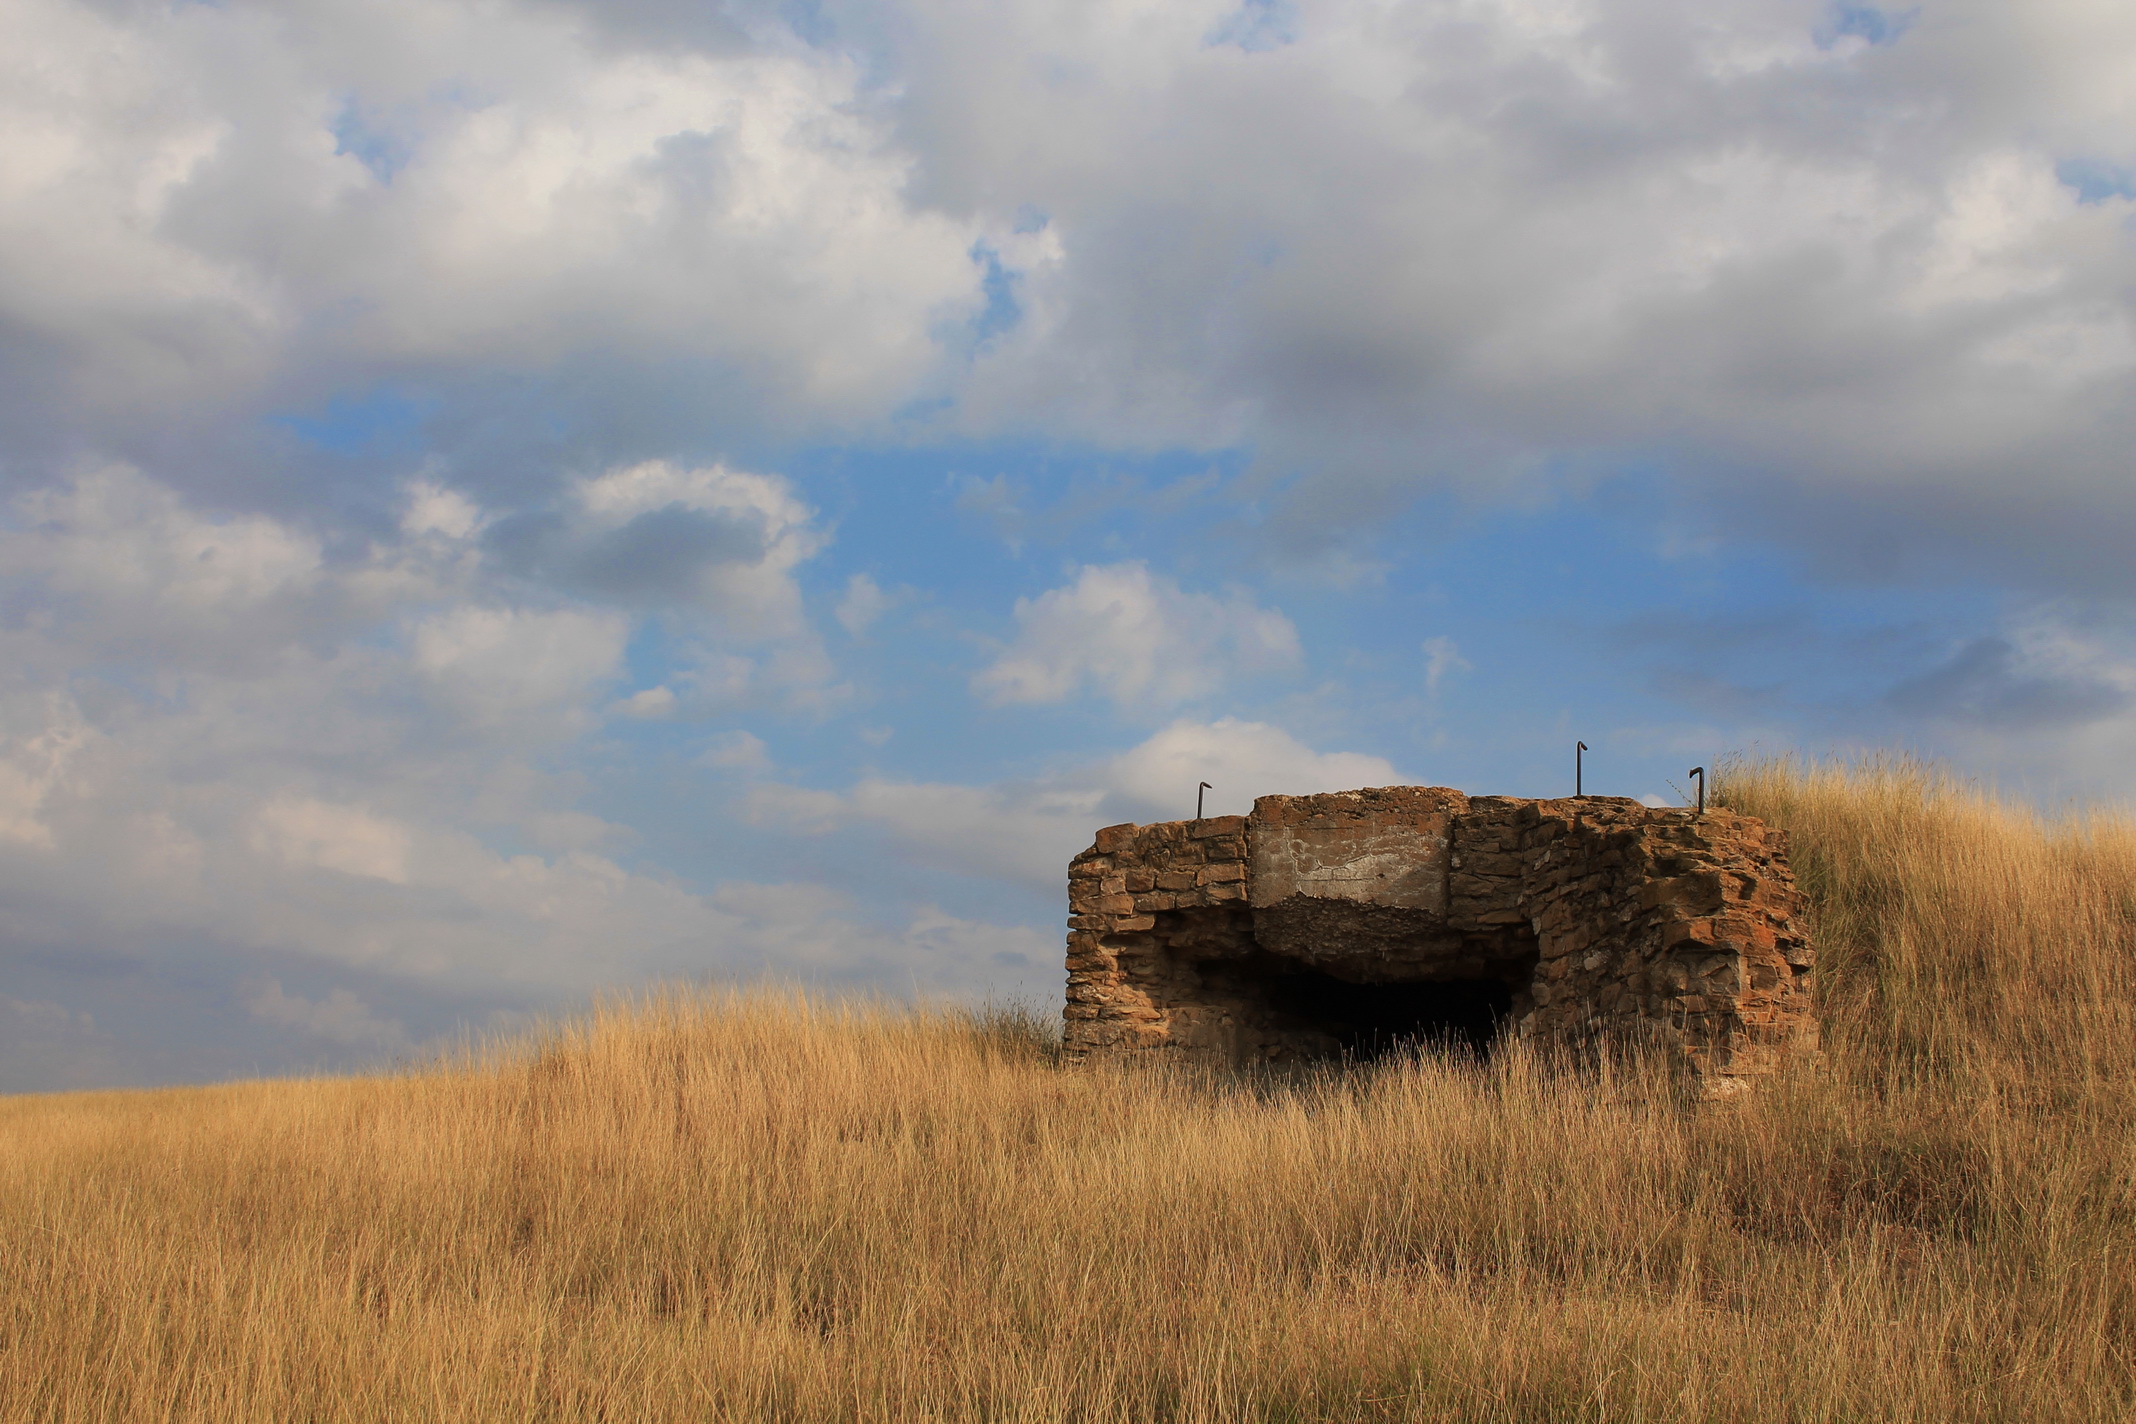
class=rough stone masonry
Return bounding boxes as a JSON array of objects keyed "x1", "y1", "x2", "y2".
[{"x1": 1063, "y1": 787, "x2": 1816, "y2": 1080}]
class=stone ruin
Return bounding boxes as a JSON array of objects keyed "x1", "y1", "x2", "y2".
[{"x1": 1063, "y1": 786, "x2": 1816, "y2": 1081}]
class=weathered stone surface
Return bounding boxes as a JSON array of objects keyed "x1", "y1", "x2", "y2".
[
  {"x1": 1062, "y1": 787, "x2": 1816, "y2": 1082},
  {"x1": 1249, "y1": 786, "x2": 1459, "y2": 913}
]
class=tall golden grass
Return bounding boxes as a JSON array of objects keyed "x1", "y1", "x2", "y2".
[{"x1": 5, "y1": 758, "x2": 2136, "y2": 1422}]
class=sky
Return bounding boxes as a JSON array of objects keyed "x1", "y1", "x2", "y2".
[{"x1": 6, "y1": 0, "x2": 2136, "y2": 1090}]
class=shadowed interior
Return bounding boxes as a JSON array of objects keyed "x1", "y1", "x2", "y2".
[
  {"x1": 1268, "y1": 967, "x2": 1514, "y2": 1058},
  {"x1": 1194, "y1": 941, "x2": 1535, "y2": 1062}
]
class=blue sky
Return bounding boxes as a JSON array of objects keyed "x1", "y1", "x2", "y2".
[{"x1": 5, "y1": 0, "x2": 2136, "y2": 1089}]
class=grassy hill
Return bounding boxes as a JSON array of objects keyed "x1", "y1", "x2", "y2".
[{"x1": 5, "y1": 760, "x2": 2135, "y2": 1422}]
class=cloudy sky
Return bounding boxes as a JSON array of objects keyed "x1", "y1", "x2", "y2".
[{"x1": 6, "y1": 0, "x2": 2136, "y2": 1089}]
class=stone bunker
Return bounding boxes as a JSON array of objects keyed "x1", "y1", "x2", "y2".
[{"x1": 1063, "y1": 787, "x2": 1816, "y2": 1080}]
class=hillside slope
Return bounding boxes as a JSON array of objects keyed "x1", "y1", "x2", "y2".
[{"x1": 4, "y1": 760, "x2": 2134, "y2": 1422}]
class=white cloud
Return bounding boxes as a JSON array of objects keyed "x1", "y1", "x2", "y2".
[
  {"x1": 8, "y1": 0, "x2": 2136, "y2": 590},
  {"x1": 567, "y1": 461, "x2": 824, "y2": 632},
  {"x1": 1421, "y1": 635, "x2": 1470, "y2": 700},
  {"x1": 4, "y1": 0, "x2": 2136, "y2": 599},
  {"x1": 401, "y1": 481, "x2": 484, "y2": 541},
  {"x1": 1101, "y1": 717, "x2": 1396, "y2": 822},
  {"x1": 705, "y1": 882, "x2": 1059, "y2": 986},
  {"x1": 1889, "y1": 611, "x2": 2136, "y2": 732},
  {"x1": 0, "y1": 683, "x2": 713, "y2": 995},
  {"x1": 975, "y1": 563, "x2": 1300, "y2": 708},
  {"x1": 0, "y1": 695, "x2": 88, "y2": 848},
  {"x1": 614, "y1": 685, "x2": 679, "y2": 719},
  {"x1": 836, "y1": 573, "x2": 894, "y2": 637},
  {"x1": 388, "y1": 462, "x2": 846, "y2": 716},
  {"x1": 2, "y1": 465, "x2": 330, "y2": 666},
  {"x1": 0, "y1": 464, "x2": 1056, "y2": 1089},
  {"x1": 1875, "y1": 603, "x2": 2136, "y2": 802},
  {"x1": 698, "y1": 730, "x2": 771, "y2": 772},
  {"x1": 412, "y1": 605, "x2": 629, "y2": 727},
  {"x1": 0, "y1": 646, "x2": 1058, "y2": 1086},
  {"x1": 250, "y1": 798, "x2": 414, "y2": 884},
  {"x1": 245, "y1": 981, "x2": 410, "y2": 1052},
  {"x1": 884, "y1": 0, "x2": 2136, "y2": 581},
  {"x1": 752, "y1": 717, "x2": 1398, "y2": 889},
  {"x1": 0, "y1": 0, "x2": 984, "y2": 442}
]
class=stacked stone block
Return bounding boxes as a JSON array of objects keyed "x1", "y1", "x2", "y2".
[
  {"x1": 1476, "y1": 796, "x2": 1815, "y2": 1076},
  {"x1": 1063, "y1": 815, "x2": 1253, "y2": 1058}
]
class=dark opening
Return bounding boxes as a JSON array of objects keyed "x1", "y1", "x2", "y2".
[{"x1": 1264, "y1": 964, "x2": 1514, "y2": 1061}]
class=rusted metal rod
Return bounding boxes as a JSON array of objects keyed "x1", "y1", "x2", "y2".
[
  {"x1": 1689, "y1": 766, "x2": 1705, "y2": 816},
  {"x1": 1576, "y1": 741, "x2": 1587, "y2": 797},
  {"x1": 1196, "y1": 781, "x2": 1211, "y2": 820}
]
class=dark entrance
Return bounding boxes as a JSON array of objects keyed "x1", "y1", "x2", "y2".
[
  {"x1": 1222, "y1": 959, "x2": 1516, "y2": 1061},
  {"x1": 1271, "y1": 967, "x2": 1511, "y2": 1059}
]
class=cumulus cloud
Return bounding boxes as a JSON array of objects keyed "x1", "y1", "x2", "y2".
[
  {"x1": 0, "y1": 683, "x2": 699, "y2": 997},
  {"x1": 412, "y1": 606, "x2": 630, "y2": 728},
  {"x1": 487, "y1": 462, "x2": 823, "y2": 626},
  {"x1": 0, "y1": 668, "x2": 1053, "y2": 1087},
  {"x1": 705, "y1": 882, "x2": 1059, "y2": 986},
  {"x1": 1889, "y1": 630, "x2": 2135, "y2": 731},
  {"x1": 613, "y1": 685, "x2": 680, "y2": 719},
  {"x1": 1604, "y1": 599, "x2": 2136, "y2": 803},
  {"x1": 1421, "y1": 636, "x2": 1470, "y2": 702},
  {"x1": 1100, "y1": 718, "x2": 1395, "y2": 821},
  {"x1": 0, "y1": 462, "x2": 1052, "y2": 1089},
  {"x1": 433, "y1": 460, "x2": 844, "y2": 713},
  {"x1": 401, "y1": 482, "x2": 484, "y2": 541},
  {"x1": 1862, "y1": 604, "x2": 2136, "y2": 799},
  {"x1": 855, "y1": 0, "x2": 2136, "y2": 583},
  {"x1": 0, "y1": 695, "x2": 87, "y2": 849},
  {"x1": 975, "y1": 563, "x2": 1300, "y2": 708},
  {"x1": 751, "y1": 717, "x2": 1397, "y2": 889},
  {"x1": 0, "y1": 0, "x2": 986, "y2": 455},
  {"x1": 245, "y1": 980, "x2": 411, "y2": 1052},
  {"x1": 10, "y1": 0, "x2": 2136, "y2": 591},
  {"x1": 835, "y1": 573, "x2": 896, "y2": 638},
  {"x1": 250, "y1": 798, "x2": 416, "y2": 885},
  {"x1": 1, "y1": 466, "x2": 334, "y2": 669},
  {"x1": 698, "y1": 730, "x2": 772, "y2": 772}
]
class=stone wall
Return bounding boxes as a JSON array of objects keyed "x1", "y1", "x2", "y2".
[{"x1": 1063, "y1": 787, "x2": 1815, "y2": 1080}]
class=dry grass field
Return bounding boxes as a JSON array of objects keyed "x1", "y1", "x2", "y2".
[{"x1": 5, "y1": 759, "x2": 2136, "y2": 1422}]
